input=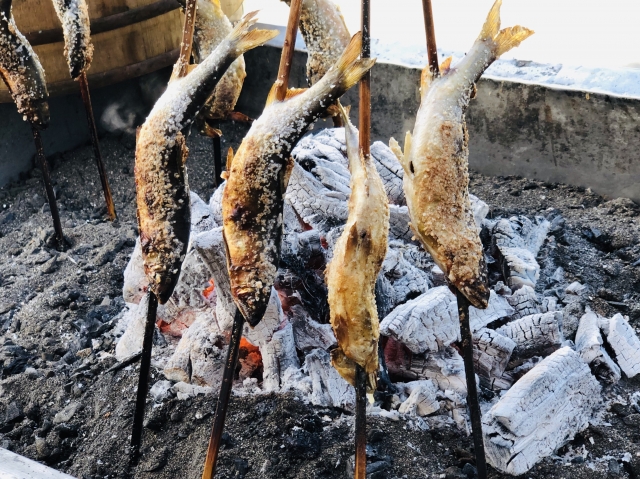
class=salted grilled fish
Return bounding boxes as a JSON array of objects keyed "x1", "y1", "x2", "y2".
[
  {"x1": 389, "y1": 0, "x2": 533, "y2": 309},
  {"x1": 0, "y1": 0, "x2": 49, "y2": 126},
  {"x1": 52, "y1": 0, "x2": 93, "y2": 79},
  {"x1": 177, "y1": 0, "x2": 246, "y2": 121},
  {"x1": 282, "y1": 0, "x2": 350, "y2": 85},
  {"x1": 223, "y1": 32, "x2": 374, "y2": 327},
  {"x1": 136, "y1": 13, "x2": 277, "y2": 304},
  {"x1": 326, "y1": 105, "x2": 389, "y2": 389}
]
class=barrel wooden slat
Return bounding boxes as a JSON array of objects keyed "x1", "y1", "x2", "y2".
[{"x1": 0, "y1": 0, "x2": 182, "y2": 102}]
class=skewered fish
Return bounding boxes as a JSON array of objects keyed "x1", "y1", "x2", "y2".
[
  {"x1": 177, "y1": 0, "x2": 247, "y2": 122},
  {"x1": 326, "y1": 105, "x2": 389, "y2": 388},
  {"x1": 136, "y1": 13, "x2": 277, "y2": 303},
  {"x1": 282, "y1": 0, "x2": 350, "y2": 85},
  {"x1": 52, "y1": 0, "x2": 93, "y2": 79},
  {"x1": 223, "y1": 32, "x2": 374, "y2": 327},
  {"x1": 0, "y1": 0, "x2": 49, "y2": 126},
  {"x1": 389, "y1": 0, "x2": 533, "y2": 309}
]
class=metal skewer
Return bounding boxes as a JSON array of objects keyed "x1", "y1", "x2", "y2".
[
  {"x1": 420, "y1": 1, "x2": 487, "y2": 477},
  {"x1": 201, "y1": 308, "x2": 245, "y2": 479},
  {"x1": 456, "y1": 290, "x2": 488, "y2": 479},
  {"x1": 77, "y1": 71, "x2": 117, "y2": 221},
  {"x1": 130, "y1": 290, "x2": 159, "y2": 462},
  {"x1": 31, "y1": 125, "x2": 65, "y2": 250},
  {"x1": 200, "y1": 2, "x2": 303, "y2": 478},
  {"x1": 354, "y1": 1, "x2": 371, "y2": 478}
]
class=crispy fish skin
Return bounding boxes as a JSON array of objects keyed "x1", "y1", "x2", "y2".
[
  {"x1": 136, "y1": 13, "x2": 277, "y2": 304},
  {"x1": 223, "y1": 32, "x2": 375, "y2": 327},
  {"x1": 326, "y1": 105, "x2": 389, "y2": 389},
  {"x1": 177, "y1": 0, "x2": 246, "y2": 121},
  {"x1": 52, "y1": 0, "x2": 93, "y2": 79},
  {"x1": 389, "y1": 0, "x2": 533, "y2": 309},
  {"x1": 0, "y1": 0, "x2": 49, "y2": 127},
  {"x1": 282, "y1": 0, "x2": 350, "y2": 85}
]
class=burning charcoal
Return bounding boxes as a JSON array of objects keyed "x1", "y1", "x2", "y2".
[
  {"x1": 575, "y1": 310, "x2": 621, "y2": 383},
  {"x1": 469, "y1": 194, "x2": 489, "y2": 228},
  {"x1": 497, "y1": 312, "x2": 563, "y2": 366},
  {"x1": 115, "y1": 296, "x2": 160, "y2": 360},
  {"x1": 473, "y1": 328, "x2": 516, "y2": 390},
  {"x1": 506, "y1": 285, "x2": 540, "y2": 319},
  {"x1": 483, "y1": 347, "x2": 601, "y2": 476},
  {"x1": 488, "y1": 215, "x2": 550, "y2": 289},
  {"x1": 381, "y1": 243, "x2": 432, "y2": 307},
  {"x1": 380, "y1": 287, "x2": 513, "y2": 354},
  {"x1": 164, "y1": 313, "x2": 226, "y2": 386},
  {"x1": 287, "y1": 304, "x2": 336, "y2": 352},
  {"x1": 397, "y1": 380, "x2": 440, "y2": 416},
  {"x1": 304, "y1": 348, "x2": 354, "y2": 410},
  {"x1": 599, "y1": 313, "x2": 640, "y2": 378}
]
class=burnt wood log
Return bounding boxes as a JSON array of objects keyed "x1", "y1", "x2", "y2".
[
  {"x1": 473, "y1": 328, "x2": 516, "y2": 390},
  {"x1": 599, "y1": 313, "x2": 640, "y2": 378},
  {"x1": 506, "y1": 285, "x2": 540, "y2": 319},
  {"x1": 305, "y1": 348, "x2": 355, "y2": 409},
  {"x1": 497, "y1": 312, "x2": 563, "y2": 367},
  {"x1": 574, "y1": 310, "x2": 621, "y2": 383},
  {"x1": 482, "y1": 347, "x2": 601, "y2": 476}
]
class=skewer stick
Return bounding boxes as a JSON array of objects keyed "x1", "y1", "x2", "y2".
[
  {"x1": 130, "y1": 290, "x2": 159, "y2": 461},
  {"x1": 456, "y1": 290, "x2": 488, "y2": 479},
  {"x1": 175, "y1": 0, "x2": 198, "y2": 79},
  {"x1": 274, "y1": 0, "x2": 302, "y2": 102},
  {"x1": 421, "y1": 0, "x2": 440, "y2": 77},
  {"x1": 31, "y1": 125, "x2": 65, "y2": 249},
  {"x1": 201, "y1": 308, "x2": 245, "y2": 479},
  {"x1": 78, "y1": 71, "x2": 117, "y2": 221},
  {"x1": 353, "y1": 2, "x2": 371, "y2": 478}
]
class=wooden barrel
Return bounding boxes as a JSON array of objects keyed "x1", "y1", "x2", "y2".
[{"x1": 0, "y1": 0, "x2": 184, "y2": 102}]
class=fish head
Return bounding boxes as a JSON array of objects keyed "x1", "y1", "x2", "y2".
[
  {"x1": 233, "y1": 281, "x2": 272, "y2": 327},
  {"x1": 29, "y1": 99, "x2": 50, "y2": 129},
  {"x1": 456, "y1": 255, "x2": 490, "y2": 309}
]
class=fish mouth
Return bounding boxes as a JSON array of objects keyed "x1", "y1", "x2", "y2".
[{"x1": 235, "y1": 294, "x2": 269, "y2": 327}]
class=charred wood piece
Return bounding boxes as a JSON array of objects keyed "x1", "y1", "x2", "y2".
[
  {"x1": 473, "y1": 328, "x2": 516, "y2": 390},
  {"x1": 599, "y1": 313, "x2": 640, "y2": 379},
  {"x1": 574, "y1": 311, "x2": 621, "y2": 383},
  {"x1": 497, "y1": 312, "x2": 563, "y2": 367},
  {"x1": 305, "y1": 348, "x2": 354, "y2": 409},
  {"x1": 287, "y1": 304, "x2": 336, "y2": 352},
  {"x1": 397, "y1": 379, "x2": 440, "y2": 416},
  {"x1": 506, "y1": 285, "x2": 540, "y2": 319},
  {"x1": 483, "y1": 347, "x2": 601, "y2": 476}
]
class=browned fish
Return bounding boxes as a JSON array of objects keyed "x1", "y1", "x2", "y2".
[
  {"x1": 136, "y1": 13, "x2": 277, "y2": 303},
  {"x1": 222, "y1": 32, "x2": 375, "y2": 326},
  {"x1": 52, "y1": 0, "x2": 93, "y2": 79},
  {"x1": 389, "y1": 0, "x2": 533, "y2": 308},
  {"x1": 326, "y1": 104, "x2": 389, "y2": 389},
  {"x1": 0, "y1": 0, "x2": 49, "y2": 127}
]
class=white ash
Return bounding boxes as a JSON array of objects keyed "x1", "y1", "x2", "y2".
[
  {"x1": 575, "y1": 310, "x2": 621, "y2": 384},
  {"x1": 599, "y1": 313, "x2": 640, "y2": 378},
  {"x1": 497, "y1": 311, "x2": 564, "y2": 366}
]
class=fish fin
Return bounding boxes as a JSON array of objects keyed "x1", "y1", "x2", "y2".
[
  {"x1": 266, "y1": 86, "x2": 308, "y2": 106},
  {"x1": 283, "y1": 156, "x2": 294, "y2": 190},
  {"x1": 440, "y1": 56, "x2": 453, "y2": 74},
  {"x1": 390, "y1": 131, "x2": 413, "y2": 177},
  {"x1": 202, "y1": 122, "x2": 222, "y2": 138},
  {"x1": 494, "y1": 25, "x2": 535, "y2": 56},
  {"x1": 186, "y1": 63, "x2": 198, "y2": 75},
  {"x1": 388, "y1": 137, "x2": 404, "y2": 163},
  {"x1": 285, "y1": 87, "x2": 308, "y2": 100},
  {"x1": 228, "y1": 12, "x2": 279, "y2": 55},
  {"x1": 330, "y1": 32, "x2": 376, "y2": 91},
  {"x1": 420, "y1": 65, "x2": 434, "y2": 96},
  {"x1": 226, "y1": 147, "x2": 234, "y2": 171},
  {"x1": 265, "y1": 83, "x2": 279, "y2": 106},
  {"x1": 479, "y1": 0, "x2": 502, "y2": 41}
]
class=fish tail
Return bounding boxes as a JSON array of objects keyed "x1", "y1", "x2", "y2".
[
  {"x1": 478, "y1": 0, "x2": 534, "y2": 56},
  {"x1": 227, "y1": 11, "x2": 279, "y2": 55},
  {"x1": 326, "y1": 32, "x2": 376, "y2": 93}
]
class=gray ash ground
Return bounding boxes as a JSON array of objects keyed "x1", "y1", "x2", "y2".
[{"x1": 1, "y1": 125, "x2": 640, "y2": 479}]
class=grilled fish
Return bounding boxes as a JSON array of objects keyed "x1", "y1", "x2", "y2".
[
  {"x1": 0, "y1": 0, "x2": 49, "y2": 127},
  {"x1": 282, "y1": 0, "x2": 350, "y2": 85},
  {"x1": 177, "y1": 0, "x2": 247, "y2": 121},
  {"x1": 326, "y1": 104, "x2": 389, "y2": 389},
  {"x1": 136, "y1": 13, "x2": 277, "y2": 304},
  {"x1": 52, "y1": 0, "x2": 93, "y2": 79},
  {"x1": 223, "y1": 32, "x2": 374, "y2": 326},
  {"x1": 389, "y1": 0, "x2": 532, "y2": 309}
]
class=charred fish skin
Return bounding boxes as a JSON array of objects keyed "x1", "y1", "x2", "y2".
[
  {"x1": 389, "y1": 0, "x2": 533, "y2": 309},
  {"x1": 176, "y1": 0, "x2": 246, "y2": 121},
  {"x1": 282, "y1": 0, "x2": 350, "y2": 85},
  {"x1": 223, "y1": 32, "x2": 375, "y2": 327},
  {"x1": 52, "y1": 0, "x2": 93, "y2": 79},
  {"x1": 326, "y1": 105, "x2": 389, "y2": 390},
  {"x1": 0, "y1": 0, "x2": 49, "y2": 127},
  {"x1": 135, "y1": 14, "x2": 277, "y2": 304}
]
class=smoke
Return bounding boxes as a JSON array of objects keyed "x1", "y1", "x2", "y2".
[{"x1": 100, "y1": 102, "x2": 138, "y2": 136}]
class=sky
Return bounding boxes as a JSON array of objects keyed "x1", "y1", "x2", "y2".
[{"x1": 244, "y1": 0, "x2": 640, "y2": 69}]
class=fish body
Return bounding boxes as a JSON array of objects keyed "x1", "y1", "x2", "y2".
[
  {"x1": 135, "y1": 13, "x2": 277, "y2": 304},
  {"x1": 0, "y1": 0, "x2": 49, "y2": 126},
  {"x1": 182, "y1": 0, "x2": 246, "y2": 120},
  {"x1": 389, "y1": 0, "x2": 533, "y2": 309},
  {"x1": 283, "y1": 0, "x2": 350, "y2": 85},
  {"x1": 223, "y1": 32, "x2": 374, "y2": 326},
  {"x1": 52, "y1": 0, "x2": 93, "y2": 79},
  {"x1": 326, "y1": 105, "x2": 389, "y2": 389}
]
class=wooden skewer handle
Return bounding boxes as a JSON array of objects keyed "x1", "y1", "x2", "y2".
[{"x1": 275, "y1": 0, "x2": 303, "y2": 102}]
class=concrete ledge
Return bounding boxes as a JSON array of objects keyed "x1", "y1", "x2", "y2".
[{"x1": 0, "y1": 447, "x2": 76, "y2": 478}]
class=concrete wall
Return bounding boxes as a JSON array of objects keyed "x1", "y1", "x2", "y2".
[{"x1": 3, "y1": 43, "x2": 640, "y2": 202}]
